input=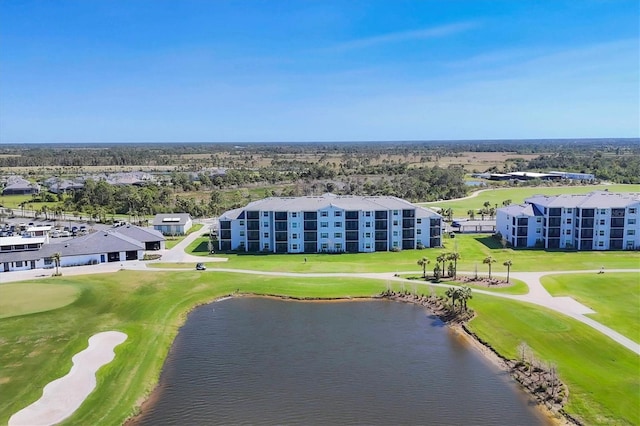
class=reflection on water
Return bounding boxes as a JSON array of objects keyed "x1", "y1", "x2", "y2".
[{"x1": 134, "y1": 298, "x2": 549, "y2": 425}]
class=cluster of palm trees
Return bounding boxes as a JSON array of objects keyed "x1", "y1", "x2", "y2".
[
  {"x1": 445, "y1": 285, "x2": 473, "y2": 312},
  {"x1": 418, "y1": 254, "x2": 513, "y2": 283},
  {"x1": 482, "y1": 256, "x2": 513, "y2": 282},
  {"x1": 417, "y1": 252, "x2": 461, "y2": 280}
]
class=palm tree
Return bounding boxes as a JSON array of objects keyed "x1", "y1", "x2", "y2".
[
  {"x1": 52, "y1": 252, "x2": 61, "y2": 276},
  {"x1": 467, "y1": 209, "x2": 475, "y2": 220},
  {"x1": 437, "y1": 253, "x2": 448, "y2": 277},
  {"x1": 417, "y1": 257, "x2": 430, "y2": 278},
  {"x1": 483, "y1": 255, "x2": 496, "y2": 279},
  {"x1": 503, "y1": 260, "x2": 513, "y2": 283},
  {"x1": 458, "y1": 285, "x2": 473, "y2": 311},
  {"x1": 448, "y1": 252, "x2": 461, "y2": 279},
  {"x1": 445, "y1": 287, "x2": 458, "y2": 309}
]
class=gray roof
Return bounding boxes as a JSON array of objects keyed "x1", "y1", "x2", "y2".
[
  {"x1": 0, "y1": 230, "x2": 144, "y2": 263},
  {"x1": 113, "y1": 225, "x2": 165, "y2": 242},
  {"x1": 3, "y1": 178, "x2": 40, "y2": 191},
  {"x1": 39, "y1": 230, "x2": 144, "y2": 258},
  {"x1": 526, "y1": 191, "x2": 640, "y2": 209},
  {"x1": 0, "y1": 250, "x2": 42, "y2": 263},
  {"x1": 219, "y1": 193, "x2": 440, "y2": 220},
  {"x1": 152, "y1": 213, "x2": 192, "y2": 226},
  {"x1": 499, "y1": 203, "x2": 542, "y2": 217}
]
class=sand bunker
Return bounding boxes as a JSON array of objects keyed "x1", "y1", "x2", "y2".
[{"x1": 9, "y1": 331, "x2": 128, "y2": 426}]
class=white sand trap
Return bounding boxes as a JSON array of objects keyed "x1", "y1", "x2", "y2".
[{"x1": 9, "y1": 331, "x2": 128, "y2": 426}]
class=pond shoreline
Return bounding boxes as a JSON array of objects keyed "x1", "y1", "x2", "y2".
[{"x1": 126, "y1": 292, "x2": 573, "y2": 426}]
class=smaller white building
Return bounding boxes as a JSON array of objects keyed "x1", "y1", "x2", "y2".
[{"x1": 152, "y1": 213, "x2": 193, "y2": 236}]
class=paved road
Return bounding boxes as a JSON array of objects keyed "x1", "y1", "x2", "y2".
[{"x1": 2, "y1": 225, "x2": 638, "y2": 354}]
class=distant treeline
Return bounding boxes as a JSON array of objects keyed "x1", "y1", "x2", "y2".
[{"x1": 3, "y1": 139, "x2": 638, "y2": 218}]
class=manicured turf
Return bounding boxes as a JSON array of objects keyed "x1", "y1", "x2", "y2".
[
  {"x1": 419, "y1": 184, "x2": 640, "y2": 213},
  {"x1": 541, "y1": 273, "x2": 640, "y2": 343},
  {"x1": 465, "y1": 293, "x2": 640, "y2": 426},
  {"x1": 396, "y1": 274, "x2": 530, "y2": 295},
  {"x1": 0, "y1": 284, "x2": 80, "y2": 319},
  {"x1": 0, "y1": 271, "x2": 638, "y2": 425},
  {"x1": 173, "y1": 233, "x2": 640, "y2": 273}
]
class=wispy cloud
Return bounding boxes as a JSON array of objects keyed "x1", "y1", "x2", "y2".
[{"x1": 324, "y1": 21, "x2": 479, "y2": 52}]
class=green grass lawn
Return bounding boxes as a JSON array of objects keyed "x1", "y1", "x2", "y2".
[
  {"x1": 172, "y1": 233, "x2": 640, "y2": 273},
  {"x1": 1, "y1": 272, "x2": 637, "y2": 425},
  {"x1": 185, "y1": 235, "x2": 211, "y2": 255},
  {"x1": 0, "y1": 284, "x2": 80, "y2": 319},
  {"x1": 465, "y1": 293, "x2": 640, "y2": 426},
  {"x1": 395, "y1": 275, "x2": 530, "y2": 295},
  {"x1": 541, "y1": 273, "x2": 640, "y2": 343},
  {"x1": 164, "y1": 223, "x2": 204, "y2": 249},
  {"x1": 419, "y1": 184, "x2": 640, "y2": 213}
]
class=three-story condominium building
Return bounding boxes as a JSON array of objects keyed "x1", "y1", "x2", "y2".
[
  {"x1": 496, "y1": 191, "x2": 640, "y2": 250},
  {"x1": 218, "y1": 193, "x2": 443, "y2": 253}
]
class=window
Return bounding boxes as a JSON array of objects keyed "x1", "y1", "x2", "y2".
[
  {"x1": 598, "y1": 241, "x2": 604, "y2": 247},
  {"x1": 599, "y1": 219, "x2": 606, "y2": 225},
  {"x1": 629, "y1": 218, "x2": 637, "y2": 225},
  {"x1": 365, "y1": 232, "x2": 371, "y2": 238},
  {"x1": 291, "y1": 223, "x2": 298, "y2": 228},
  {"x1": 334, "y1": 232, "x2": 342, "y2": 239},
  {"x1": 292, "y1": 244, "x2": 298, "y2": 250},
  {"x1": 321, "y1": 243, "x2": 328, "y2": 250},
  {"x1": 321, "y1": 233, "x2": 329, "y2": 238},
  {"x1": 335, "y1": 243, "x2": 342, "y2": 250},
  {"x1": 321, "y1": 211, "x2": 328, "y2": 217},
  {"x1": 565, "y1": 229, "x2": 571, "y2": 235},
  {"x1": 365, "y1": 243, "x2": 371, "y2": 249},
  {"x1": 365, "y1": 222, "x2": 371, "y2": 228},
  {"x1": 239, "y1": 220, "x2": 245, "y2": 226},
  {"x1": 365, "y1": 212, "x2": 371, "y2": 217},
  {"x1": 263, "y1": 212, "x2": 269, "y2": 217},
  {"x1": 600, "y1": 209, "x2": 606, "y2": 214},
  {"x1": 416, "y1": 218, "x2": 421, "y2": 224},
  {"x1": 263, "y1": 221, "x2": 269, "y2": 227},
  {"x1": 630, "y1": 208, "x2": 637, "y2": 214},
  {"x1": 292, "y1": 233, "x2": 298, "y2": 239},
  {"x1": 393, "y1": 210, "x2": 399, "y2": 215},
  {"x1": 627, "y1": 230, "x2": 636, "y2": 235},
  {"x1": 263, "y1": 232, "x2": 269, "y2": 238},
  {"x1": 393, "y1": 231, "x2": 398, "y2": 237},
  {"x1": 393, "y1": 220, "x2": 399, "y2": 226},
  {"x1": 536, "y1": 228, "x2": 541, "y2": 234},
  {"x1": 291, "y1": 212, "x2": 297, "y2": 218},
  {"x1": 416, "y1": 229, "x2": 422, "y2": 235},
  {"x1": 393, "y1": 241, "x2": 399, "y2": 247},
  {"x1": 334, "y1": 222, "x2": 342, "y2": 227},
  {"x1": 536, "y1": 218, "x2": 542, "y2": 223},
  {"x1": 16, "y1": 261, "x2": 23, "y2": 267},
  {"x1": 565, "y1": 208, "x2": 572, "y2": 213},
  {"x1": 335, "y1": 211, "x2": 342, "y2": 217},
  {"x1": 566, "y1": 218, "x2": 572, "y2": 224},
  {"x1": 240, "y1": 231, "x2": 245, "y2": 236},
  {"x1": 264, "y1": 243, "x2": 269, "y2": 250},
  {"x1": 320, "y1": 222, "x2": 328, "y2": 228},
  {"x1": 599, "y1": 230, "x2": 605, "y2": 236}
]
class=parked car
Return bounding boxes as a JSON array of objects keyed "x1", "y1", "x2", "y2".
[{"x1": 196, "y1": 263, "x2": 206, "y2": 271}]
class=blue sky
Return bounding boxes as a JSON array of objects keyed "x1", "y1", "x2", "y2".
[{"x1": 0, "y1": 0, "x2": 638, "y2": 143}]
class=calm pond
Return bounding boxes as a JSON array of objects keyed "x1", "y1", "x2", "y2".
[{"x1": 134, "y1": 297, "x2": 550, "y2": 425}]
